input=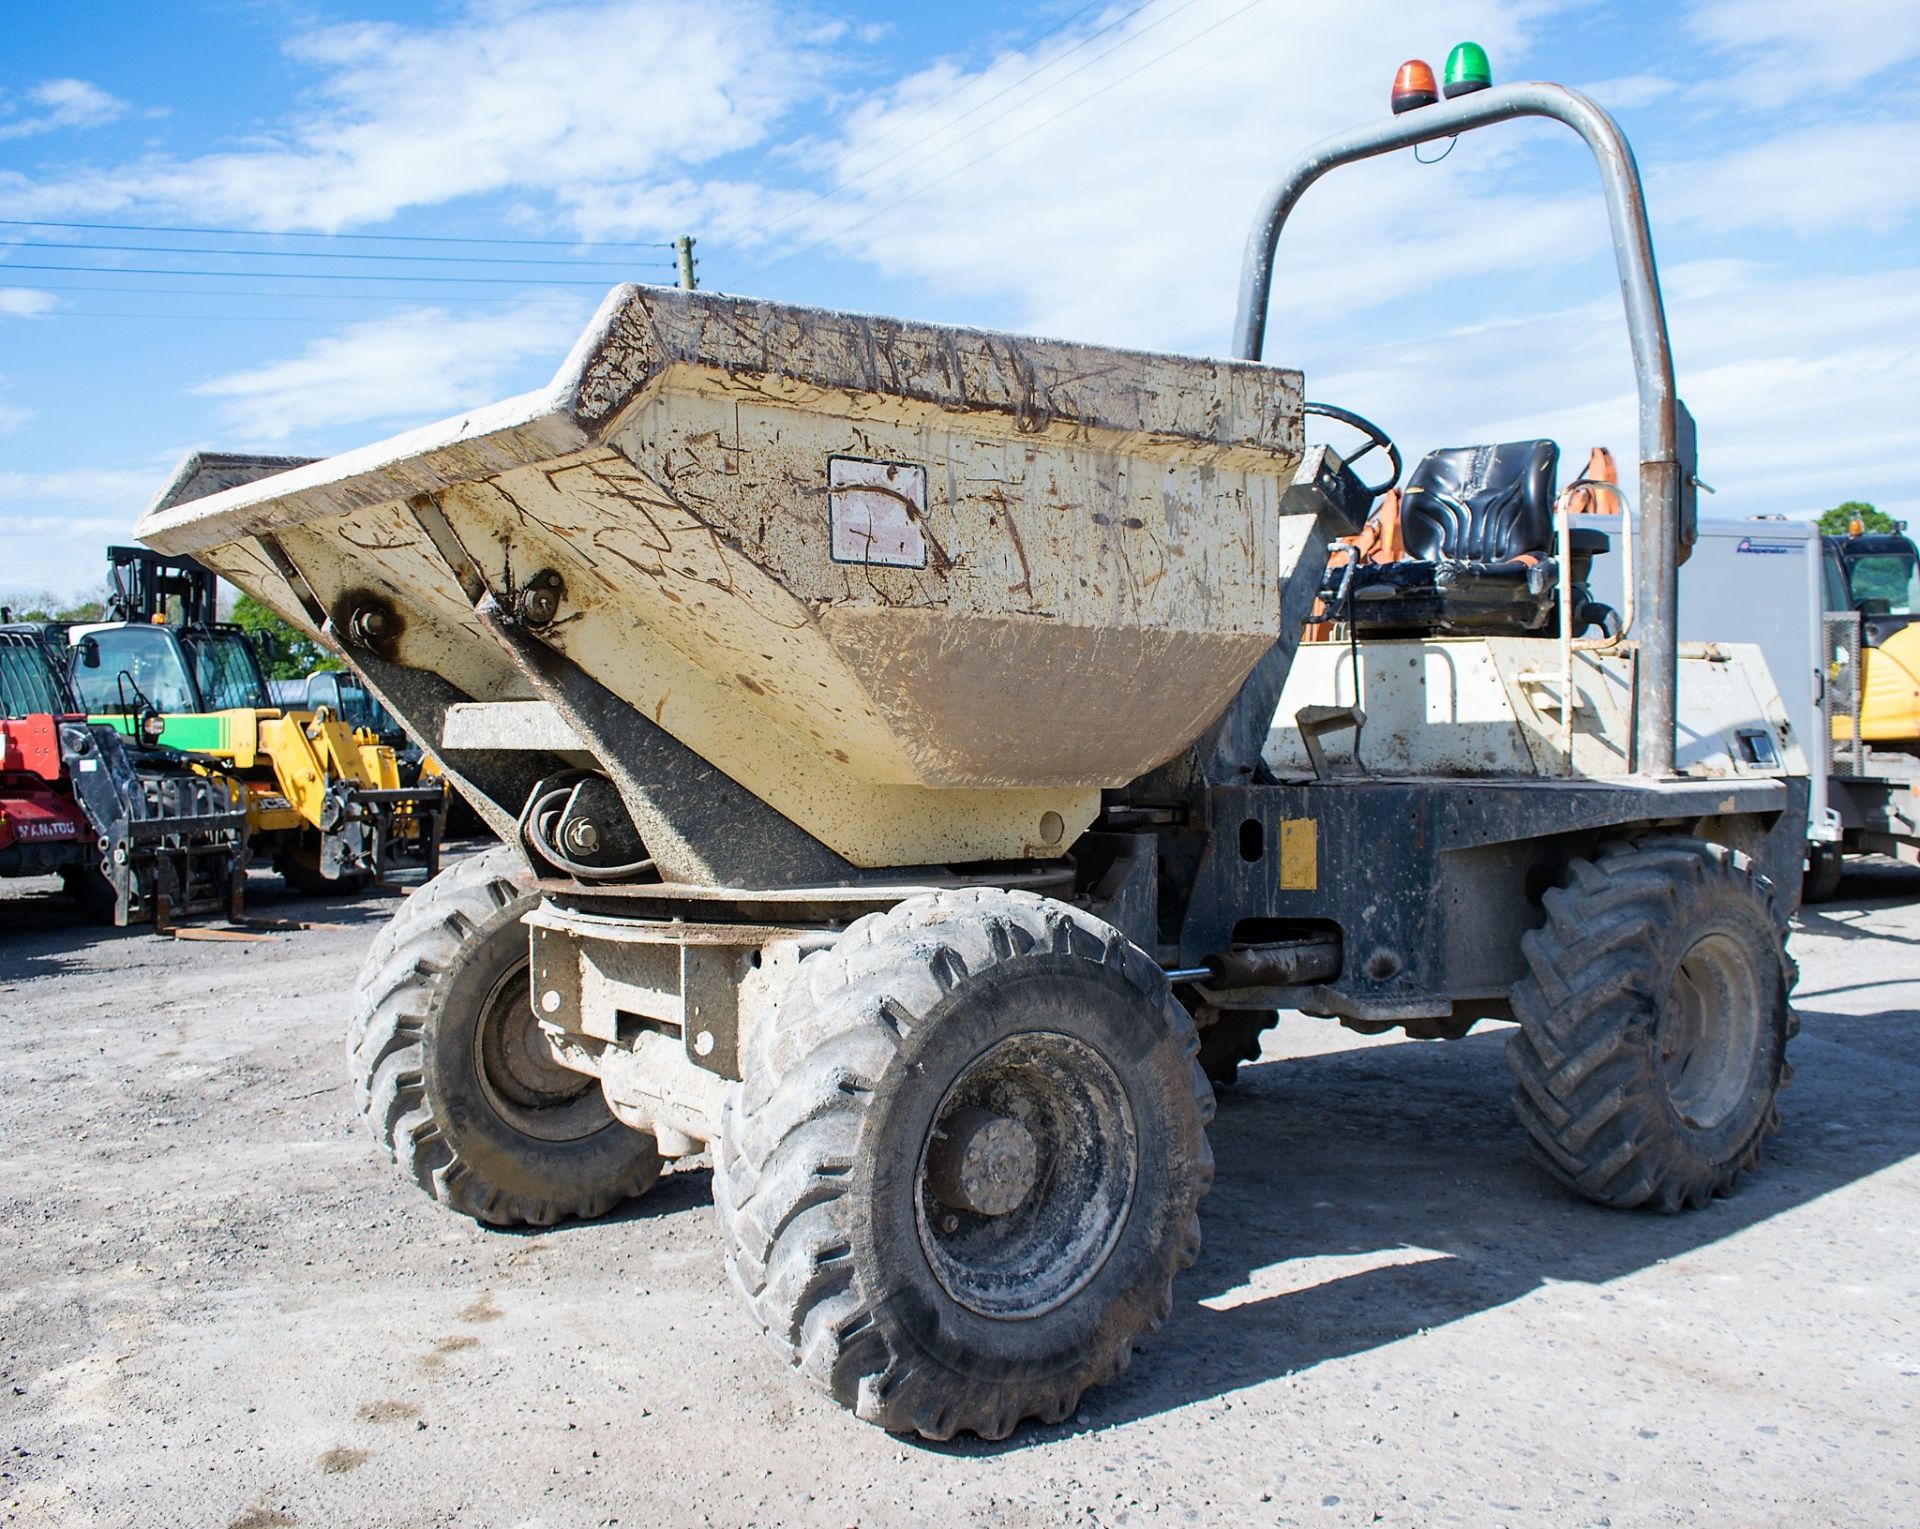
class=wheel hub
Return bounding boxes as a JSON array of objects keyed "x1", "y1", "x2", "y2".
[
  {"x1": 913, "y1": 1031, "x2": 1136, "y2": 1320},
  {"x1": 926, "y1": 1106, "x2": 1040, "y2": 1217},
  {"x1": 1659, "y1": 930, "x2": 1763, "y2": 1131},
  {"x1": 473, "y1": 960, "x2": 602, "y2": 1143}
]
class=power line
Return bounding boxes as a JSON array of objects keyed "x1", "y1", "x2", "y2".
[
  {"x1": 0, "y1": 237, "x2": 678, "y2": 269},
  {"x1": 31, "y1": 309, "x2": 571, "y2": 326},
  {"x1": 751, "y1": 0, "x2": 1155, "y2": 246},
  {"x1": 1, "y1": 261, "x2": 656, "y2": 287},
  {"x1": 0, "y1": 216, "x2": 673, "y2": 249},
  {"x1": 754, "y1": 0, "x2": 1269, "y2": 287},
  {"x1": 14, "y1": 279, "x2": 593, "y2": 306}
]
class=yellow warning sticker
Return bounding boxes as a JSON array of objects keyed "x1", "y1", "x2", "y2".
[{"x1": 1279, "y1": 818, "x2": 1316, "y2": 890}]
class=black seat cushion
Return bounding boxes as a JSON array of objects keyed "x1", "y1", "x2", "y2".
[
  {"x1": 1401, "y1": 440, "x2": 1559, "y2": 563},
  {"x1": 1317, "y1": 440, "x2": 1590, "y2": 635}
]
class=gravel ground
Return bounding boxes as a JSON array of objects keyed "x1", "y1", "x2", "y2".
[{"x1": 2, "y1": 850, "x2": 1916, "y2": 1529}]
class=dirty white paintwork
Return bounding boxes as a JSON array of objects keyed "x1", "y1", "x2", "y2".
[
  {"x1": 1266, "y1": 636, "x2": 1806, "y2": 783},
  {"x1": 134, "y1": 285, "x2": 1312, "y2": 867}
]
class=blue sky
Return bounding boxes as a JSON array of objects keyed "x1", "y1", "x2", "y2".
[{"x1": 3, "y1": 0, "x2": 1917, "y2": 600}]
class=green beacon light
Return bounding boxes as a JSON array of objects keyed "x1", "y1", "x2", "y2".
[{"x1": 1443, "y1": 41, "x2": 1492, "y2": 98}]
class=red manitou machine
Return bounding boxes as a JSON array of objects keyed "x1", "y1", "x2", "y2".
[{"x1": 0, "y1": 625, "x2": 247, "y2": 927}]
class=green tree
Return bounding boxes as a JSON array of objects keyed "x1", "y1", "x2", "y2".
[
  {"x1": 1816, "y1": 500, "x2": 1898, "y2": 537},
  {"x1": 1, "y1": 583, "x2": 110, "y2": 624},
  {"x1": 231, "y1": 592, "x2": 343, "y2": 680}
]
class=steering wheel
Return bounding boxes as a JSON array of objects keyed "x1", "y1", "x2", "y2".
[{"x1": 1303, "y1": 401, "x2": 1402, "y2": 504}]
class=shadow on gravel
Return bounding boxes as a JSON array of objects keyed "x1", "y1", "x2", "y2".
[
  {"x1": 0, "y1": 877, "x2": 412, "y2": 983},
  {"x1": 1795, "y1": 859, "x2": 1920, "y2": 951},
  {"x1": 17, "y1": 844, "x2": 1908, "y2": 1455},
  {"x1": 954, "y1": 952, "x2": 1920, "y2": 1452},
  {"x1": 490, "y1": 1163, "x2": 719, "y2": 1239}
]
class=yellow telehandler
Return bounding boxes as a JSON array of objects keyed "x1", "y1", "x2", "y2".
[{"x1": 66, "y1": 537, "x2": 445, "y2": 892}]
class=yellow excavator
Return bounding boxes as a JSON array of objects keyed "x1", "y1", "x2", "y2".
[
  {"x1": 1826, "y1": 521, "x2": 1920, "y2": 749},
  {"x1": 1804, "y1": 517, "x2": 1920, "y2": 898}
]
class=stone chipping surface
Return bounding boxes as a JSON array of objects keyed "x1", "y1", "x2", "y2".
[{"x1": 2, "y1": 850, "x2": 1915, "y2": 1528}]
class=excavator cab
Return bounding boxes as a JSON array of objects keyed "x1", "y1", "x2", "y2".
[
  {"x1": 1825, "y1": 528, "x2": 1920, "y2": 749},
  {"x1": 1834, "y1": 533, "x2": 1919, "y2": 621}
]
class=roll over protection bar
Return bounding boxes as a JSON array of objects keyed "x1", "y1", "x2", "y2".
[{"x1": 1232, "y1": 82, "x2": 1695, "y2": 777}]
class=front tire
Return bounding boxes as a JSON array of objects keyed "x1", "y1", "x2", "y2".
[
  {"x1": 1507, "y1": 835, "x2": 1793, "y2": 1212},
  {"x1": 715, "y1": 889, "x2": 1213, "y2": 1441},
  {"x1": 348, "y1": 845, "x2": 662, "y2": 1226}
]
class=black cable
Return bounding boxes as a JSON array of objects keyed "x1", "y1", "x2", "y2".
[
  {"x1": 1, "y1": 261, "x2": 641, "y2": 287},
  {"x1": 0, "y1": 237, "x2": 675, "y2": 269},
  {"x1": 0, "y1": 216, "x2": 673, "y2": 248},
  {"x1": 17, "y1": 278, "x2": 597, "y2": 305},
  {"x1": 1414, "y1": 135, "x2": 1458, "y2": 164},
  {"x1": 36, "y1": 310, "x2": 565, "y2": 325},
  {"x1": 525, "y1": 785, "x2": 654, "y2": 881}
]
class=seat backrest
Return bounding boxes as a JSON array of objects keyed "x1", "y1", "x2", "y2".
[{"x1": 1401, "y1": 440, "x2": 1559, "y2": 563}]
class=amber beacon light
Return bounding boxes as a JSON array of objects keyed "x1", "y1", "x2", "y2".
[{"x1": 1390, "y1": 59, "x2": 1439, "y2": 113}]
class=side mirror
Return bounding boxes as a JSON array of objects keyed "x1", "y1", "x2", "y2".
[
  {"x1": 257, "y1": 631, "x2": 279, "y2": 665},
  {"x1": 77, "y1": 636, "x2": 102, "y2": 670}
]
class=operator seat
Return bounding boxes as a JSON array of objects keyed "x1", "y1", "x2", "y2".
[{"x1": 1324, "y1": 438, "x2": 1611, "y2": 634}]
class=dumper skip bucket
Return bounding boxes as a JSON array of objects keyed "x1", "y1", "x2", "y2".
[{"x1": 137, "y1": 285, "x2": 1318, "y2": 866}]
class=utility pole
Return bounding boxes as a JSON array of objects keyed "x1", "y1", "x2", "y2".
[{"x1": 675, "y1": 235, "x2": 698, "y2": 291}]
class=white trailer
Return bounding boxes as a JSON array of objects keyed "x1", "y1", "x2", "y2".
[{"x1": 1580, "y1": 513, "x2": 1919, "y2": 896}]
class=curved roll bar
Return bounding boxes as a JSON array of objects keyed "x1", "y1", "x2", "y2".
[{"x1": 1233, "y1": 82, "x2": 1692, "y2": 778}]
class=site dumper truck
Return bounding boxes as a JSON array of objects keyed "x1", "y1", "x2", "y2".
[{"x1": 136, "y1": 79, "x2": 1806, "y2": 1440}]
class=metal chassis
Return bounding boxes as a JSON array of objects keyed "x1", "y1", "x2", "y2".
[
  {"x1": 1828, "y1": 768, "x2": 1920, "y2": 866},
  {"x1": 1094, "y1": 771, "x2": 1806, "y2": 1031}
]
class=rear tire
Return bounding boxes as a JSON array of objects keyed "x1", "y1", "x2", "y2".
[
  {"x1": 715, "y1": 889, "x2": 1212, "y2": 1441},
  {"x1": 1193, "y1": 1005, "x2": 1275, "y2": 1087},
  {"x1": 61, "y1": 864, "x2": 119, "y2": 924},
  {"x1": 1507, "y1": 835, "x2": 1792, "y2": 1212},
  {"x1": 1802, "y1": 844, "x2": 1843, "y2": 904},
  {"x1": 348, "y1": 844, "x2": 662, "y2": 1227},
  {"x1": 279, "y1": 853, "x2": 370, "y2": 897}
]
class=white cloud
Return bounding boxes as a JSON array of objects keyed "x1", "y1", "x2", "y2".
[
  {"x1": 0, "y1": 78, "x2": 129, "y2": 141},
  {"x1": 718, "y1": 0, "x2": 1571, "y2": 352},
  {"x1": 1309, "y1": 261, "x2": 1920, "y2": 525},
  {"x1": 0, "y1": 466, "x2": 160, "y2": 503},
  {"x1": 1577, "y1": 74, "x2": 1678, "y2": 110},
  {"x1": 0, "y1": 288, "x2": 60, "y2": 319},
  {"x1": 189, "y1": 295, "x2": 592, "y2": 443},
  {"x1": 0, "y1": 465, "x2": 175, "y2": 595},
  {"x1": 0, "y1": 366, "x2": 27, "y2": 431},
  {"x1": 1659, "y1": 117, "x2": 1920, "y2": 238},
  {"x1": 0, "y1": 1, "x2": 825, "y2": 235},
  {"x1": 1689, "y1": 0, "x2": 1920, "y2": 103}
]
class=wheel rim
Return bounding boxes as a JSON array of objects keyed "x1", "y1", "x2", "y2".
[
  {"x1": 472, "y1": 959, "x2": 605, "y2": 1143},
  {"x1": 913, "y1": 1031, "x2": 1136, "y2": 1320},
  {"x1": 1659, "y1": 931, "x2": 1763, "y2": 1130}
]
